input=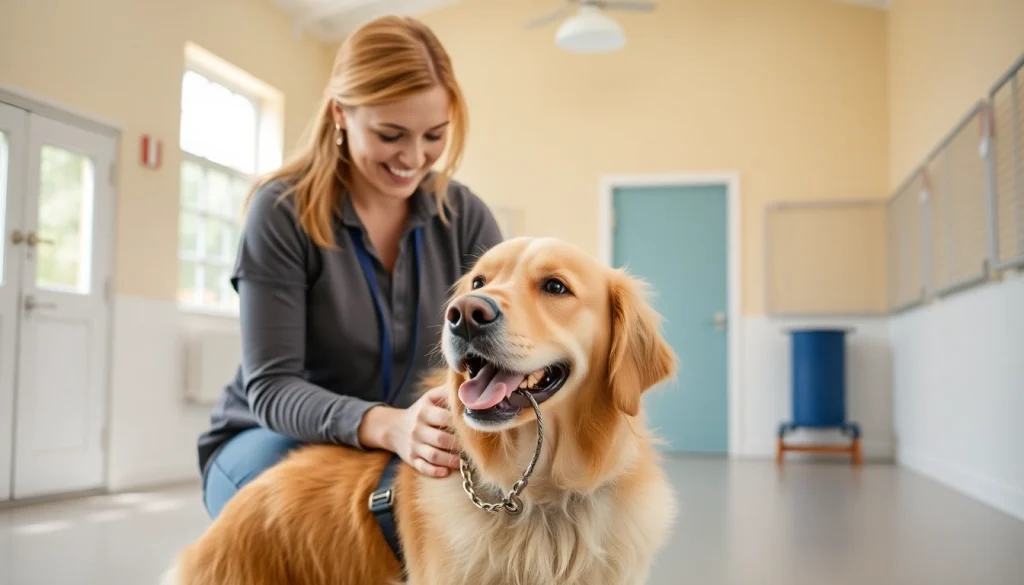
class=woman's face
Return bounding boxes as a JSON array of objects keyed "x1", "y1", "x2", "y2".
[{"x1": 334, "y1": 85, "x2": 451, "y2": 204}]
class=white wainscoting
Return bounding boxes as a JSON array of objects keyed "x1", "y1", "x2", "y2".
[
  {"x1": 890, "y1": 273, "x2": 1024, "y2": 522},
  {"x1": 106, "y1": 296, "x2": 239, "y2": 491}
]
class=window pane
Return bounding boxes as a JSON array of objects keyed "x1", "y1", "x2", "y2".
[
  {"x1": 36, "y1": 145, "x2": 93, "y2": 294},
  {"x1": 203, "y1": 218, "x2": 229, "y2": 261},
  {"x1": 180, "y1": 70, "x2": 209, "y2": 159},
  {"x1": 231, "y1": 176, "x2": 251, "y2": 219},
  {"x1": 180, "y1": 69, "x2": 257, "y2": 175},
  {"x1": 178, "y1": 260, "x2": 198, "y2": 305},
  {"x1": 0, "y1": 131, "x2": 8, "y2": 284},
  {"x1": 207, "y1": 81, "x2": 233, "y2": 171},
  {"x1": 226, "y1": 223, "x2": 241, "y2": 258},
  {"x1": 205, "y1": 169, "x2": 231, "y2": 218},
  {"x1": 179, "y1": 210, "x2": 199, "y2": 256},
  {"x1": 180, "y1": 160, "x2": 202, "y2": 211},
  {"x1": 202, "y1": 265, "x2": 230, "y2": 308},
  {"x1": 227, "y1": 92, "x2": 256, "y2": 175}
]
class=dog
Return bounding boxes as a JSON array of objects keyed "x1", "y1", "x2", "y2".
[{"x1": 163, "y1": 236, "x2": 678, "y2": 585}]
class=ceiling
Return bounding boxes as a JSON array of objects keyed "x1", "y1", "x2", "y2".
[{"x1": 274, "y1": 0, "x2": 893, "y2": 44}]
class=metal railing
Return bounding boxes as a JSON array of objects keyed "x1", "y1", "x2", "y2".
[
  {"x1": 762, "y1": 50, "x2": 1024, "y2": 317},
  {"x1": 988, "y1": 52, "x2": 1024, "y2": 271},
  {"x1": 886, "y1": 51, "x2": 1024, "y2": 312},
  {"x1": 922, "y1": 102, "x2": 990, "y2": 297},
  {"x1": 886, "y1": 170, "x2": 926, "y2": 312}
]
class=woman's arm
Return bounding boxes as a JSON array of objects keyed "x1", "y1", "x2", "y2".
[
  {"x1": 239, "y1": 270, "x2": 453, "y2": 471},
  {"x1": 237, "y1": 278, "x2": 387, "y2": 449},
  {"x1": 233, "y1": 182, "x2": 384, "y2": 450}
]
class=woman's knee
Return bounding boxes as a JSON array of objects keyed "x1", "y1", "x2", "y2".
[{"x1": 202, "y1": 427, "x2": 304, "y2": 518}]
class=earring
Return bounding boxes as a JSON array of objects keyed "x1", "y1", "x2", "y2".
[{"x1": 335, "y1": 123, "x2": 343, "y2": 147}]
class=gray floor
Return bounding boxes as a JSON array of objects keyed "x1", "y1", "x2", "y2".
[{"x1": 1, "y1": 457, "x2": 1022, "y2": 585}]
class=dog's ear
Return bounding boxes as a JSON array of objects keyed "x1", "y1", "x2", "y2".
[{"x1": 606, "y1": 270, "x2": 677, "y2": 417}]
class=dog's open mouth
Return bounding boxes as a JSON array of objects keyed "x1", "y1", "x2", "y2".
[{"x1": 457, "y1": 354, "x2": 570, "y2": 422}]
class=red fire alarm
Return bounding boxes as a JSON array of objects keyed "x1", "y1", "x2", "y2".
[{"x1": 141, "y1": 135, "x2": 162, "y2": 169}]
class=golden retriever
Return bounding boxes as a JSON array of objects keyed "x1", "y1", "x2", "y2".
[{"x1": 163, "y1": 236, "x2": 678, "y2": 585}]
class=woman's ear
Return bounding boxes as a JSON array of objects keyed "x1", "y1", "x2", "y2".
[
  {"x1": 606, "y1": 270, "x2": 678, "y2": 417},
  {"x1": 331, "y1": 100, "x2": 345, "y2": 129}
]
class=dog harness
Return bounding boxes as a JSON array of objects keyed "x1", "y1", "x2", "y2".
[
  {"x1": 348, "y1": 225, "x2": 425, "y2": 570},
  {"x1": 369, "y1": 454, "x2": 405, "y2": 567}
]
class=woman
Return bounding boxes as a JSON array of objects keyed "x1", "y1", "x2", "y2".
[{"x1": 197, "y1": 15, "x2": 503, "y2": 519}]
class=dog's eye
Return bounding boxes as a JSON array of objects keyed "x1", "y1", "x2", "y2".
[
  {"x1": 471, "y1": 276, "x2": 485, "y2": 290},
  {"x1": 542, "y1": 278, "x2": 570, "y2": 295}
]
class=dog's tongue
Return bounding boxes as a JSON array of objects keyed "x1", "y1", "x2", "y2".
[{"x1": 458, "y1": 363, "x2": 526, "y2": 410}]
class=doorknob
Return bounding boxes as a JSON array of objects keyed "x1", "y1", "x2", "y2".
[
  {"x1": 704, "y1": 312, "x2": 727, "y2": 332},
  {"x1": 24, "y1": 296, "x2": 57, "y2": 311},
  {"x1": 10, "y1": 229, "x2": 24, "y2": 245},
  {"x1": 26, "y1": 232, "x2": 55, "y2": 247}
]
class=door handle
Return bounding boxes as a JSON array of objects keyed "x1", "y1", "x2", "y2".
[
  {"x1": 24, "y1": 296, "x2": 57, "y2": 311},
  {"x1": 11, "y1": 229, "x2": 25, "y2": 245},
  {"x1": 26, "y1": 232, "x2": 55, "y2": 247},
  {"x1": 704, "y1": 312, "x2": 727, "y2": 331}
]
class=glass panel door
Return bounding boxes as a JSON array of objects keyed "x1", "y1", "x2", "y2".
[{"x1": 11, "y1": 111, "x2": 115, "y2": 499}]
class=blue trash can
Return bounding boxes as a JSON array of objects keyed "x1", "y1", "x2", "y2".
[
  {"x1": 777, "y1": 328, "x2": 861, "y2": 462},
  {"x1": 791, "y1": 328, "x2": 848, "y2": 427}
]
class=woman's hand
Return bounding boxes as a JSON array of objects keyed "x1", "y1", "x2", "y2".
[{"x1": 359, "y1": 386, "x2": 461, "y2": 478}]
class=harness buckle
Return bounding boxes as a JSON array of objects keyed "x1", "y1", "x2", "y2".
[{"x1": 368, "y1": 488, "x2": 393, "y2": 513}]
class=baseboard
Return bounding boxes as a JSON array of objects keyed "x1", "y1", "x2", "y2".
[{"x1": 898, "y1": 446, "x2": 1024, "y2": 522}]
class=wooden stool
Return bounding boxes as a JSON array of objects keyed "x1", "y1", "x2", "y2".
[{"x1": 776, "y1": 422, "x2": 862, "y2": 465}]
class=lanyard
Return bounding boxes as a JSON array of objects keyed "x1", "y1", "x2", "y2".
[{"x1": 347, "y1": 226, "x2": 423, "y2": 406}]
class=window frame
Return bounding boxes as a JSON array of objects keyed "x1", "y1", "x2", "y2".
[{"x1": 177, "y1": 64, "x2": 261, "y2": 317}]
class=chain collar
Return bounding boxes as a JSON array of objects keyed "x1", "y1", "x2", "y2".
[{"x1": 458, "y1": 389, "x2": 544, "y2": 516}]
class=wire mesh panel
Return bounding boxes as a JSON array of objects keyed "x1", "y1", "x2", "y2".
[
  {"x1": 989, "y1": 55, "x2": 1024, "y2": 269},
  {"x1": 887, "y1": 171, "x2": 926, "y2": 311},
  {"x1": 765, "y1": 200, "x2": 887, "y2": 316},
  {"x1": 923, "y1": 103, "x2": 990, "y2": 294}
]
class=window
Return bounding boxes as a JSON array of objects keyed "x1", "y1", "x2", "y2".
[{"x1": 178, "y1": 44, "x2": 283, "y2": 314}]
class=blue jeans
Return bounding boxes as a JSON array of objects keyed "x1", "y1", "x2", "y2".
[{"x1": 202, "y1": 427, "x2": 304, "y2": 519}]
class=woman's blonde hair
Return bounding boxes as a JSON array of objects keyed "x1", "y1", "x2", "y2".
[{"x1": 251, "y1": 15, "x2": 468, "y2": 248}]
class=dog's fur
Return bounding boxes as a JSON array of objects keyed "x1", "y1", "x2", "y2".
[{"x1": 164, "y1": 236, "x2": 678, "y2": 585}]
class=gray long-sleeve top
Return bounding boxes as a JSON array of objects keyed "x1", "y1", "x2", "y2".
[{"x1": 196, "y1": 177, "x2": 504, "y2": 477}]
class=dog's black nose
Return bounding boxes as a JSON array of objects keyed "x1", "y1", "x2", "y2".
[{"x1": 446, "y1": 295, "x2": 501, "y2": 341}]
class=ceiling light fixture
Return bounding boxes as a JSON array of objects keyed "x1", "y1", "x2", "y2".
[{"x1": 555, "y1": 6, "x2": 626, "y2": 54}]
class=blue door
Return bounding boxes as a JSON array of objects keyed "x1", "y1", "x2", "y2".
[{"x1": 612, "y1": 184, "x2": 729, "y2": 453}]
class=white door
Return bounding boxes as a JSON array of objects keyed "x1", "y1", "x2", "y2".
[
  {"x1": 6, "y1": 108, "x2": 115, "y2": 499},
  {"x1": 0, "y1": 102, "x2": 28, "y2": 501}
]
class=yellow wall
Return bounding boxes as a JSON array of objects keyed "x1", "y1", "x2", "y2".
[
  {"x1": 419, "y1": 0, "x2": 890, "y2": 315},
  {"x1": 888, "y1": 0, "x2": 1024, "y2": 188},
  {"x1": 0, "y1": 0, "x2": 335, "y2": 300},
  {"x1": 765, "y1": 201, "x2": 888, "y2": 315}
]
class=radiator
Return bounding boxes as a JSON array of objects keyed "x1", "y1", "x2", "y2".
[{"x1": 184, "y1": 329, "x2": 242, "y2": 405}]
